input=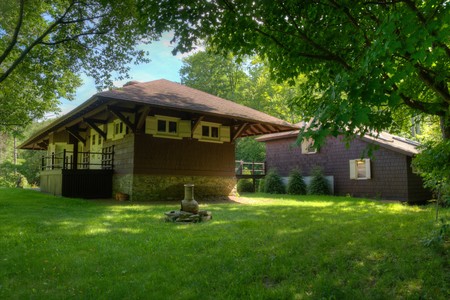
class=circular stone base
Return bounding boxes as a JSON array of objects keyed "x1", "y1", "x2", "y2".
[{"x1": 164, "y1": 210, "x2": 212, "y2": 223}]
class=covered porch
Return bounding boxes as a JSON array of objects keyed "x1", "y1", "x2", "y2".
[{"x1": 40, "y1": 147, "x2": 114, "y2": 198}]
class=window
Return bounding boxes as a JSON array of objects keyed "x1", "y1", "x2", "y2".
[
  {"x1": 98, "y1": 135, "x2": 102, "y2": 145},
  {"x1": 157, "y1": 119, "x2": 178, "y2": 135},
  {"x1": 157, "y1": 120, "x2": 166, "y2": 132},
  {"x1": 92, "y1": 134, "x2": 96, "y2": 146},
  {"x1": 350, "y1": 159, "x2": 371, "y2": 180},
  {"x1": 301, "y1": 138, "x2": 317, "y2": 154},
  {"x1": 115, "y1": 121, "x2": 124, "y2": 135},
  {"x1": 211, "y1": 126, "x2": 219, "y2": 138},
  {"x1": 202, "y1": 125, "x2": 220, "y2": 139}
]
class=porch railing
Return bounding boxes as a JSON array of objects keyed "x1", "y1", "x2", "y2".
[
  {"x1": 41, "y1": 146, "x2": 114, "y2": 171},
  {"x1": 235, "y1": 160, "x2": 266, "y2": 176}
]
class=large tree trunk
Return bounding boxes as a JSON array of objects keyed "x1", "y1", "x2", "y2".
[{"x1": 440, "y1": 115, "x2": 450, "y2": 140}]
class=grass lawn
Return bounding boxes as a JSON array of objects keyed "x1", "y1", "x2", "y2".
[{"x1": 0, "y1": 188, "x2": 448, "y2": 299}]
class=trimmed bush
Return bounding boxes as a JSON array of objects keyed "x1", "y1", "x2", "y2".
[
  {"x1": 264, "y1": 169, "x2": 285, "y2": 194},
  {"x1": 287, "y1": 169, "x2": 307, "y2": 195},
  {"x1": 308, "y1": 167, "x2": 330, "y2": 195},
  {"x1": 237, "y1": 179, "x2": 254, "y2": 193}
]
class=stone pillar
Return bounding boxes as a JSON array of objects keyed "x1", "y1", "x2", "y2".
[{"x1": 181, "y1": 184, "x2": 199, "y2": 213}]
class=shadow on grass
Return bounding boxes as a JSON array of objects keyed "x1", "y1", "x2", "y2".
[{"x1": 0, "y1": 188, "x2": 448, "y2": 299}]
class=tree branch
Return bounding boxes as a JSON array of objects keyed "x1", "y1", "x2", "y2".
[
  {"x1": 38, "y1": 30, "x2": 109, "y2": 46},
  {"x1": 416, "y1": 65, "x2": 450, "y2": 104},
  {"x1": 403, "y1": 0, "x2": 450, "y2": 58},
  {"x1": 59, "y1": 13, "x2": 109, "y2": 25},
  {"x1": 0, "y1": 0, "x2": 25, "y2": 66},
  {"x1": 0, "y1": 1, "x2": 80, "y2": 84},
  {"x1": 327, "y1": 0, "x2": 371, "y2": 47},
  {"x1": 278, "y1": 2, "x2": 353, "y2": 70}
]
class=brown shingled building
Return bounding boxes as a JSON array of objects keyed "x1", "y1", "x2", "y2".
[
  {"x1": 257, "y1": 127, "x2": 432, "y2": 204},
  {"x1": 20, "y1": 79, "x2": 296, "y2": 200}
]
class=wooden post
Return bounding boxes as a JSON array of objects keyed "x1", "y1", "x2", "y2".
[
  {"x1": 252, "y1": 160, "x2": 256, "y2": 192},
  {"x1": 41, "y1": 155, "x2": 45, "y2": 171},
  {"x1": 73, "y1": 144, "x2": 78, "y2": 170},
  {"x1": 63, "y1": 149, "x2": 67, "y2": 170}
]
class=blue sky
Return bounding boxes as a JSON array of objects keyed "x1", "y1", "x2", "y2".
[{"x1": 57, "y1": 33, "x2": 191, "y2": 115}]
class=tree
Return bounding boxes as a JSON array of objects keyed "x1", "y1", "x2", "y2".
[
  {"x1": 0, "y1": 0, "x2": 162, "y2": 132},
  {"x1": 180, "y1": 50, "x2": 302, "y2": 162},
  {"x1": 140, "y1": 0, "x2": 450, "y2": 141},
  {"x1": 180, "y1": 51, "x2": 247, "y2": 101},
  {"x1": 0, "y1": 119, "x2": 53, "y2": 186}
]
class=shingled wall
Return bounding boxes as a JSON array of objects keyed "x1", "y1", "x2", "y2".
[{"x1": 264, "y1": 136, "x2": 431, "y2": 203}]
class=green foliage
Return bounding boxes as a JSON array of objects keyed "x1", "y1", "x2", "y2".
[
  {"x1": 422, "y1": 218, "x2": 449, "y2": 247},
  {"x1": 0, "y1": 0, "x2": 162, "y2": 131},
  {"x1": 180, "y1": 51, "x2": 247, "y2": 101},
  {"x1": 264, "y1": 169, "x2": 285, "y2": 194},
  {"x1": 258, "y1": 178, "x2": 265, "y2": 193},
  {"x1": 237, "y1": 179, "x2": 254, "y2": 193},
  {"x1": 0, "y1": 161, "x2": 22, "y2": 187},
  {"x1": 413, "y1": 140, "x2": 450, "y2": 207},
  {"x1": 0, "y1": 121, "x2": 51, "y2": 185},
  {"x1": 308, "y1": 167, "x2": 330, "y2": 195},
  {"x1": 141, "y1": 0, "x2": 450, "y2": 145},
  {"x1": 180, "y1": 50, "x2": 302, "y2": 123},
  {"x1": 287, "y1": 169, "x2": 307, "y2": 195},
  {"x1": 17, "y1": 150, "x2": 43, "y2": 186},
  {"x1": 235, "y1": 137, "x2": 265, "y2": 162}
]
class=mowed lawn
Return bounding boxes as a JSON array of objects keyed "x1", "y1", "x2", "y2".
[{"x1": 0, "y1": 188, "x2": 448, "y2": 299}]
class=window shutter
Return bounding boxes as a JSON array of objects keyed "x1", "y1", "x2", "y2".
[
  {"x1": 145, "y1": 116, "x2": 157, "y2": 135},
  {"x1": 193, "y1": 123, "x2": 202, "y2": 140},
  {"x1": 107, "y1": 122, "x2": 114, "y2": 140},
  {"x1": 220, "y1": 126, "x2": 230, "y2": 142},
  {"x1": 349, "y1": 160, "x2": 357, "y2": 179},
  {"x1": 301, "y1": 139, "x2": 309, "y2": 154},
  {"x1": 179, "y1": 120, "x2": 191, "y2": 138},
  {"x1": 364, "y1": 158, "x2": 371, "y2": 179}
]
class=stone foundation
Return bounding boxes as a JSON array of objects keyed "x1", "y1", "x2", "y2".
[
  {"x1": 113, "y1": 174, "x2": 236, "y2": 201},
  {"x1": 112, "y1": 174, "x2": 133, "y2": 198}
]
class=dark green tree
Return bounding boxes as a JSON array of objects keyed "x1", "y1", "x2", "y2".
[
  {"x1": 287, "y1": 169, "x2": 307, "y2": 195},
  {"x1": 140, "y1": 0, "x2": 450, "y2": 140},
  {"x1": 264, "y1": 169, "x2": 285, "y2": 194},
  {"x1": 308, "y1": 167, "x2": 330, "y2": 196}
]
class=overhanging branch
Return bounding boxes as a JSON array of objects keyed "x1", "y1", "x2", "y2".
[{"x1": 0, "y1": 0, "x2": 25, "y2": 66}]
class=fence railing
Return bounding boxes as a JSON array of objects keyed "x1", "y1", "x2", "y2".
[
  {"x1": 235, "y1": 160, "x2": 265, "y2": 176},
  {"x1": 41, "y1": 146, "x2": 114, "y2": 171}
]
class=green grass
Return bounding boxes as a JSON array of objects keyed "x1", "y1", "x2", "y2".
[{"x1": 0, "y1": 188, "x2": 448, "y2": 299}]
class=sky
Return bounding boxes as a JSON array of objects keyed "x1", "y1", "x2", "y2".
[{"x1": 57, "y1": 33, "x2": 191, "y2": 116}]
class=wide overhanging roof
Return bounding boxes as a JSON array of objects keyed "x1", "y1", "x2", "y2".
[{"x1": 20, "y1": 79, "x2": 297, "y2": 149}]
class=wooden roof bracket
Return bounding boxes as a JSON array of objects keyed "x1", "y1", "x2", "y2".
[
  {"x1": 84, "y1": 118, "x2": 107, "y2": 139},
  {"x1": 191, "y1": 116, "x2": 205, "y2": 136},
  {"x1": 108, "y1": 105, "x2": 136, "y2": 133},
  {"x1": 66, "y1": 126, "x2": 86, "y2": 145},
  {"x1": 232, "y1": 123, "x2": 248, "y2": 141},
  {"x1": 136, "y1": 106, "x2": 151, "y2": 131}
]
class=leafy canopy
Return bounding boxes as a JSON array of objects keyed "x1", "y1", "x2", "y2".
[
  {"x1": 141, "y1": 0, "x2": 450, "y2": 141},
  {"x1": 0, "y1": 0, "x2": 162, "y2": 131}
]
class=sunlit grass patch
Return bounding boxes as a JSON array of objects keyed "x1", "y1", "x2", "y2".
[{"x1": 0, "y1": 188, "x2": 448, "y2": 299}]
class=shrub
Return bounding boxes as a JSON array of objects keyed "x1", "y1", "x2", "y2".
[
  {"x1": 287, "y1": 169, "x2": 307, "y2": 195},
  {"x1": 0, "y1": 162, "x2": 24, "y2": 188},
  {"x1": 237, "y1": 179, "x2": 254, "y2": 193},
  {"x1": 413, "y1": 140, "x2": 450, "y2": 207},
  {"x1": 308, "y1": 167, "x2": 330, "y2": 195},
  {"x1": 264, "y1": 169, "x2": 285, "y2": 194},
  {"x1": 258, "y1": 178, "x2": 265, "y2": 193}
]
